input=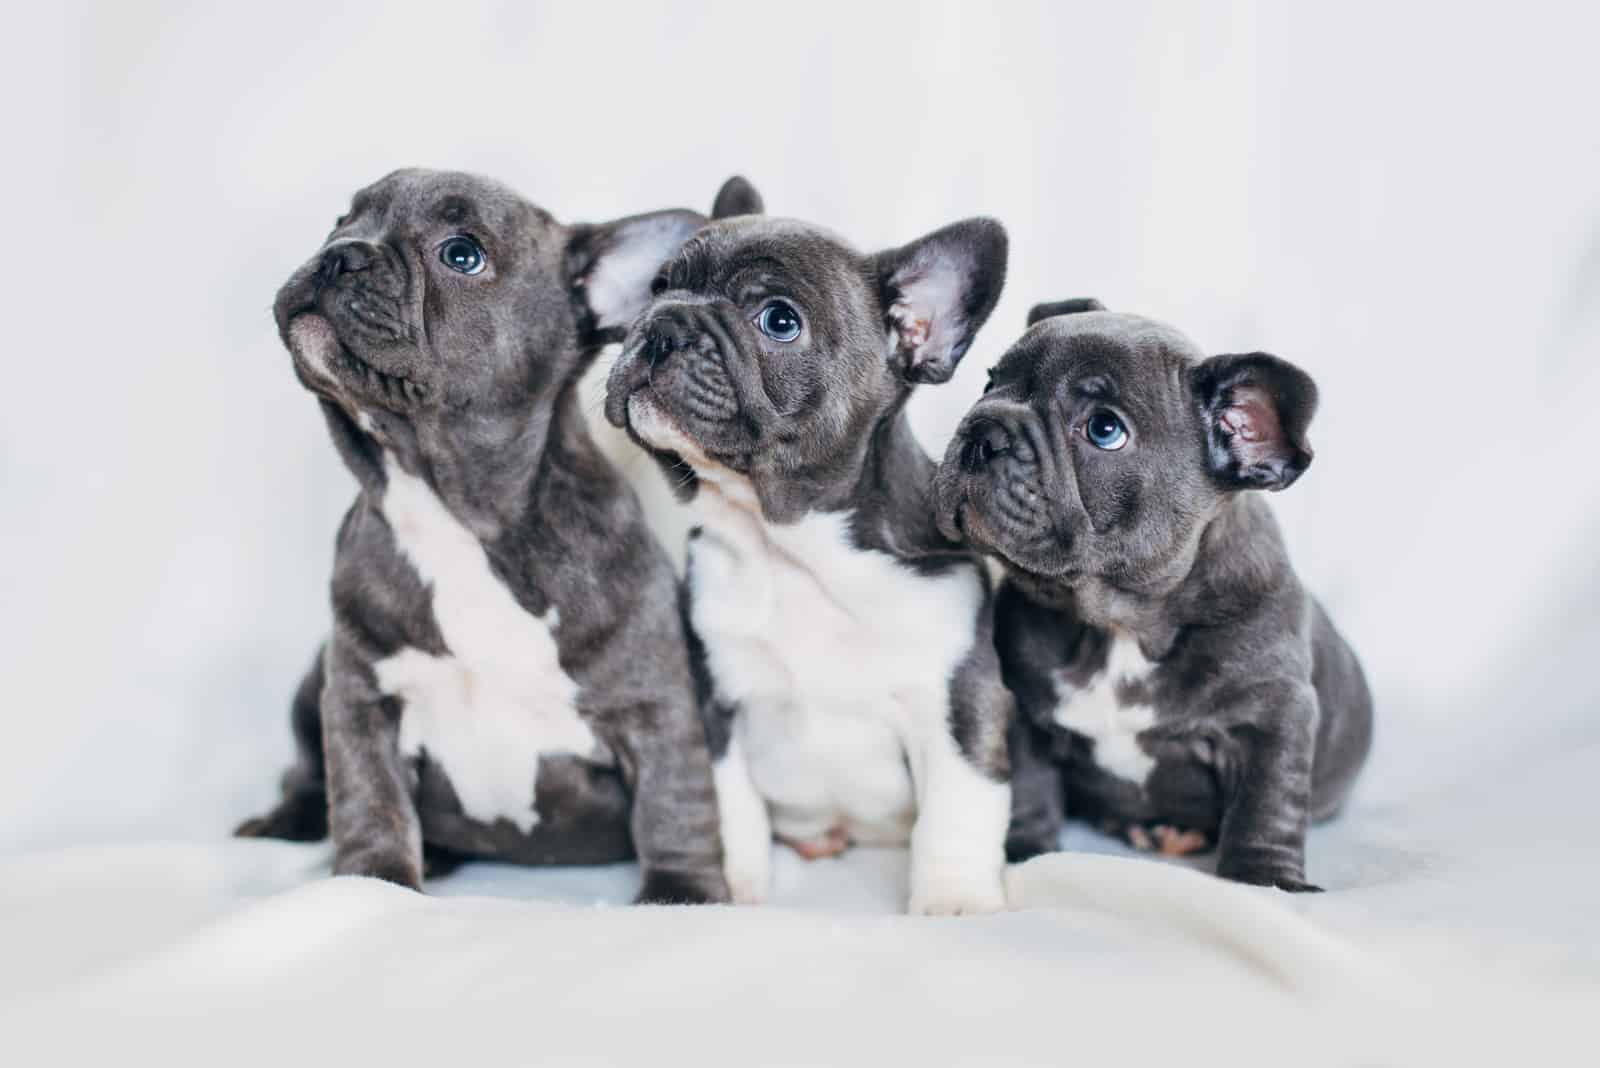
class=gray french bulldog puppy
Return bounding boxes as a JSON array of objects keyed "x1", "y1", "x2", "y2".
[
  {"x1": 603, "y1": 205, "x2": 1015, "y2": 914},
  {"x1": 236, "y1": 168, "x2": 761, "y2": 903},
  {"x1": 934, "y1": 300, "x2": 1373, "y2": 892}
]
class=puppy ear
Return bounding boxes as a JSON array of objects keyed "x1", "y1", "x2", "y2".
[
  {"x1": 567, "y1": 209, "x2": 706, "y2": 339},
  {"x1": 1027, "y1": 298, "x2": 1105, "y2": 326},
  {"x1": 876, "y1": 218, "x2": 1008, "y2": 385},
  {"x1": 711, "y1": 175, "x2": 764, "y2": 219},
  {"x1": 1191, "y1": 353, "x2": 1319, "y2": 491}
]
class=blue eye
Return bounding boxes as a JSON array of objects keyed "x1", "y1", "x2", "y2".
[
  {"x1": 1084, "y1": 410, "x2": 1128, "y2": 450},
  {"x1": 439, "y1": 236, "x2": 485, "y2": 275},
  {"x1": 757, "y1": 301, "x2": 803, "y2": 342}
]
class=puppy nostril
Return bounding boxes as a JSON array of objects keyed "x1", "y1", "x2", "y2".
[
  {"x1": 319, "y1": 243, "x2": 373, "y2": 284},
  {"x1": 962, "y1": 421, "x2": 1012, "y2": 471}
]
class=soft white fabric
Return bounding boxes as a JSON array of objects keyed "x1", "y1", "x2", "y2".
[{"x1": 3, "y1": 3, "x2": 1596, "y2": 1063}]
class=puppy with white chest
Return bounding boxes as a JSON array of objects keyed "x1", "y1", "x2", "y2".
[
  {"x1": 935, "y1": 300, "x2": 1373, "y2": 891},
  {"x1": 237, "y1": 168, "x2": 749, "y2": 903},
  {"x1": 604, "y1": 201, "x2": 1015, "y2": 914}
]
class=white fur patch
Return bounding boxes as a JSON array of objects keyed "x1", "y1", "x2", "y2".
[
  {"x1": 712, "y1": 735, "x2": 773, "y2": 905},
  {"x1": 907, "y1": 731, "x2": 1012, "y2": 915},
  {"x1": 373, "y1": 457, "x2": 597, "y2": 833},
  {"x1": 1051, "y1": 631, "x2": 1158, "y2": 783},
  {"x1": 690, "y1": 493, "x2": 984, "y2": 848}
]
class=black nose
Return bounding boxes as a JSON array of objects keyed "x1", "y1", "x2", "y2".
[
  {"x1": 643, "y1": 312, "x2": 695, "y2": 367},
  {"x1": 318, "y1": 241, "x2": 375, "y2": 285},
  {"x1": 960, "y1": 420, "x2": 1012, "y2": 471}
]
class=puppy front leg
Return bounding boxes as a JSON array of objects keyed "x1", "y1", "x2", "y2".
[
  {"x1": 612, "y1": 702, "x2": 731, "y2": 905},
  {"x1": 1211, "y1": 686, "x2": 1321, "y2": 892},
  {"x1": 907, "y1": 727, "x2": 1011, "y2": 916},
  {"x1": 321, "y1": 656, "x2": 423, "y2": 890},
  {"x1": 711, "y1": 725, "x2": 773, "y2": 904}
]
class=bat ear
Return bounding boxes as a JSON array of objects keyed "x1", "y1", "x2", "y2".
[
  {"x1": 1026, "y1": 298, "x2": 1105, "y2": 326},
  {"x1": 1191, "y1": 352, "x2": 1319, "y2": 491},
  {"x1": 875, "y1": 217, "x2": 1008, "y2": 385},
  {"x1": 567, "y1": 209, "x2": 706, "y2": 340},
  {"x1": 711, "y1": 175, "x2": 764, "y2": 219}
]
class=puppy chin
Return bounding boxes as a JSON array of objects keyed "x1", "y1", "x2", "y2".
[
  {"x1": 625, "y1": 391, "x2": 718, "y2": 468},
  {"x1": 287, "y1": 313, "x2": 339, "y2": 377},
  {"x1": 958, "y1": 499, "x2": 1074, "y2": 584}
]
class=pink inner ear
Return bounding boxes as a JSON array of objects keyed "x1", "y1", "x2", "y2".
[{"x1": 1220, "y1": 385, "x2": 1283, "y2": 460}]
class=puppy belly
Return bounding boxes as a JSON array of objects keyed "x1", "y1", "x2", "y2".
[
  {"x1": 740, "y1": 697, "x2": 917, "y2": 845},
  {"x1": 688, "y1": 502, "x2": 985, "y2": 848}
]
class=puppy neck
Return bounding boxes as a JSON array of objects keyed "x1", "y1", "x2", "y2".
[
  {"x1": 348, "y1": 384, "x2": 600, "y2": 542},
  {"x1": 1057, "y1": 494, "x2": 1296, "y2": 654}
]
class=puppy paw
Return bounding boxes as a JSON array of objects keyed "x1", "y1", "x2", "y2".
[
  {"x1": 908, "y1": 865, "x2": 1007, "y2": 916},
  {"x1": 724, "y1": 852, "x2": 771, "y2": 905},
  {"x1": 334, "y1": 849, "x2": 423, "y2": 891},
  {"x1": 233, "y1": 790, "x2": 328, "y2": 842},
  {"x1": 635, "y1": 868, "x2": 731, "y2": 906},
  {"x1": 1217, "y1": 860, "x2": 1322, "y2": 893},
  {"x1": 776, "y1": 826, "x2": 850, "y2": 861}
]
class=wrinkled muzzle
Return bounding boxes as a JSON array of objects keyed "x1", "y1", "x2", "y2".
[
  {"x1": 604, "y1": 299, "x2": 742, "y2": 435},
  {"x1": 936, "y1": 400, "x2": 1064, "y2": 568},
  {"x1": 272, "y1": 240, "x2": 427, "y2": 409}
]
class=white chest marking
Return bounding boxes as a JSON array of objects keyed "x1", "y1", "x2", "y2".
[
  {"x1": 1052, "y1": 632, "x2": 1158, "y2": 784},
  {"x1": 686, "y1": 472, "x2": 983, "y2": 843},
  {"x1": 373, "y1": 457, "x2": 595, "y2": 833}
]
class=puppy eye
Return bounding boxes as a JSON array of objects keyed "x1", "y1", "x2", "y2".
[
  {"x1": 438, "y1": 235, "x2": 486, "y2": 275},
  {"x1": 1084, "y1": 409, "x2": 1129, "y2": 451},
  {"x1": 757, "y1": 300, "x2": 803, "y2": 342}
]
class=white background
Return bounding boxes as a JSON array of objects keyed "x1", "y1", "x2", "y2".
[{"x1": 3, "y1": 1, "x2": 1596, "y2": 864}]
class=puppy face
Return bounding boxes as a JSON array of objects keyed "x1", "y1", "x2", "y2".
[
  {"x1": 935, "y1": 304, "x2": 1317, "y2": 594},
  {"x1": 603, "y1": 215, "x2": 1006, "y2": 514},
  {"x1": 273, "y1": 168, "x2": 703, "y2": 422}
]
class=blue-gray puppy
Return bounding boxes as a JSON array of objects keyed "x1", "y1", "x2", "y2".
[
  {"x1": 934, "y1": 300, "x2": 1372, "y2": 891},
  {"x1": 604, "y1": 207, "x2": 1015, "y2": 913},
  {"x1": 237, "y1": 170, "x2": 761, "y2": 903}
]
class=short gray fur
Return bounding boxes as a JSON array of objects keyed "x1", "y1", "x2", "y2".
[
  {"x1": 933, "y1": 303, "x2": 1373, "y2": 891},
  {"x1": 236, "y1": 169, "x2": 751, "y2": 904}
]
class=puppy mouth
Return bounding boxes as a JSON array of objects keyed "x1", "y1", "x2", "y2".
[
  {"x1": 623, "y1": 389, "x2": 712, "y2": 467},
  {"x1": 605, "y1": 304, "x2": 748, "y2": 471},
  {"x1": 284, "y1": 310, "x2": 427, "y2": 409},
  {"x1": 944, "y1": 470, "x2": 1076, "y2": 582}
]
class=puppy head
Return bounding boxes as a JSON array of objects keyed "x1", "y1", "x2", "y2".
[
  {"x1": 603, "y1": 209, "x2": 1007, "y2": 515},
  {"x1": 934, "y1": 302, "x2": 1317, "y2": 593},
  {"x1": 272, "y1": 168, "x2": 705, "y2": 426}
]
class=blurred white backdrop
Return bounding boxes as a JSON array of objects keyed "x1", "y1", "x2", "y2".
[{"x1": 1, "y1": 1, "x2": 1596, "y2": 854}]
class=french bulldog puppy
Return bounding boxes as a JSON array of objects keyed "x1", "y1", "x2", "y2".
[
  {"x1": 603, "y1": 207, "x2": 1015, "y2": 914},
  {"x1": 236, "y1": 169, "x2": 756, "y2": 903},
  {"x1": 934, "y1": 300, "x2": 1372, "y2": 892}
]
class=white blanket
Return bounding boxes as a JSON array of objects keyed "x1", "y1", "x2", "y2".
[{"x1": 3, "y1": 735, "x2": 1594, "y2": 1064}]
